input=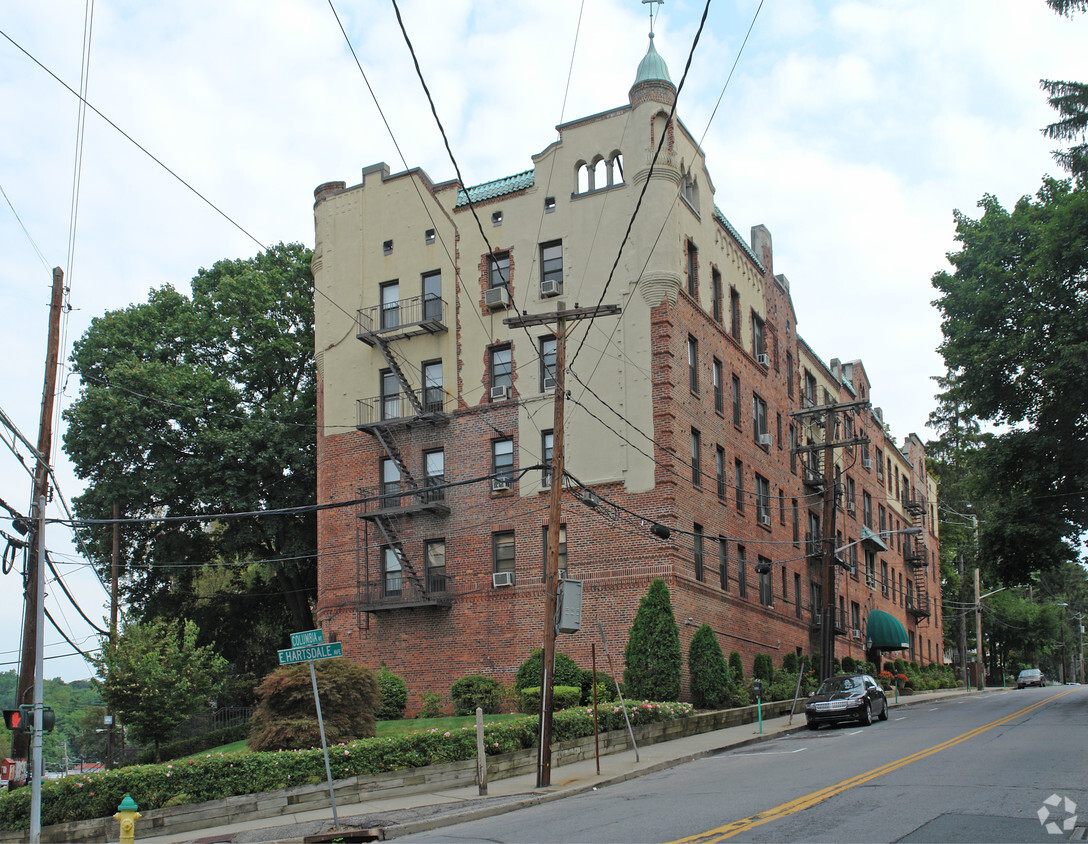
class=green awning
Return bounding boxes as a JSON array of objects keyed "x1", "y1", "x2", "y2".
[
  {"x1": 866, "y1": 610, "x2": 909, "y2": 651},
  {"x1": 860, "y1": 525, "x2": 888, "y2": 552}
]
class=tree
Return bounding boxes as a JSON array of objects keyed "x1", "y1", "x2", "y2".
[
  {"x1": 248, "y1": 660, "x2": 379, "y2": 751},
  {"x1": 931, "y1": 178, "x2": 1088, "y2": 582},
  {"x1": 687, "y1": 625, "x2": 731, "y2": 709},
  {"x1": 63, "y1": 243, "x2": 316, "y2": 679},
  {"x1": 514, "y1": 648, "x2": 583, "y2": 692},
  {"x1": 91, "y1": 618, "x2": 227, "y2": 760},
  {"x1": 623, "y1": 578, "x2": 682, "y2": 701},
  {"x1": 1042, "y1": 1, "x2": 1088, "y2": 179},
  {"x1": 375, "y1": 664, "x2": 408, "y2": 721}
]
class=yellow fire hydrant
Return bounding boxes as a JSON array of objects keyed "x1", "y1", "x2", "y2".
[{"x1": 114, "y1": 793, "x2": 141, "y2": 844}]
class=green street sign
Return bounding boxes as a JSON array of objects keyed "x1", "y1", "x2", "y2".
[
  {"x1": 277, "y1": 642, "x2": 342, "y2": 666},
  {"x1": 290, "y1": 629, "x2": 325, "y2": 648}
]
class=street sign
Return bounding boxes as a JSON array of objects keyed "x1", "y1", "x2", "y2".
[
  {"x1": 290, "y1": 629, "x2": 324, "y2": 648},
  {"x1": 277, "y1": 642, "x2": 342, "y2": 666}
]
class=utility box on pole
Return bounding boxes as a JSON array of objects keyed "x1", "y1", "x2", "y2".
[{"x1": 557, "y1": 578, "x2": 583, "y2": 634}]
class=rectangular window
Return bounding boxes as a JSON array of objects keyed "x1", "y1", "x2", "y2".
[
  {"x1": 730, "y1": 288, "x2": 741, "y2": 340},
  {"x1": 540, "y1": 241, "x2": 563, "y2": 293},
  {"x1": 776, "y1": 412, "x2": 783, "y2": 448},
  {"x1": 716, "y1": 446, "x2": 726, "y2": 501},
  {"x1": 380, "y1": 457, "x2": 400, "y2": 507},
  {"x1": 792, "y1": 499, "x2": 799, "y2": 546},
  {"x1": 732, "y1": 375, "x2": 742, "y2": 427},
  {"x1": 794, "y1": 573, "x2": 802, "y2": 618},
  {"x1": 713, "y1": 358, "x2": 724, "y2": 415},
  {"x1": 488, "y1": 252, "x2": 510, "y2": 289},
  {"x1": 425, "y1": 539, "x2": 446, "y2": 592},
  {"x1": 694, "y1": 524, "x2": 704, "y2": 582},
  {"x1": 878, "y1": 504, "x2": 887, "y2": 534},
  {"x1": 779, "y1": 488, "x2": 786, "y2": 525},
  {"x1": 789, "y1": 424, "x2": 797, "y2": 474},
  {"x1": 492, "y1": 438, "x2": 514, "y2": 488},
  {"x1": 542, "y1": 524, "x2": 567, "y2": 578},
  {"x1": 851, "y1": 601, "x2": 861, "y2": 636},
  {"x1": 422, "y1": 270, "x2": 442, "y2": 321},
  {"x1": 690, "y1": 429, "x2": 702, "y2": 487},
  {"x1": 688, "y1": 336, "x2": 699, "y2": 393},
  {"x1": 755, "y1": 474, "x2": 770, "y2": 524},
  {"x1": 719, "y1": 537, "x2": 729, "y2": 590},
  {"x1": 422, "y1": 360, "x2": 443, "y2": 413},
  {"x1": 786, "y1": 352, "x2": 794, "y2": 398},
  {"x1": 866, "y1": 550, "x2": 877, "y2": 589},
  {"x1": 881, "y1": 560, "x2": 890, "y2": 596},
  {"x1": 490, "y1": 345, "x2": 513, "y2": 394},
  {"x1": 493, "y1": 531, "x2": 515, "y2": 581},
  {"x1": 804, "y1": 371, "x2": 818, "y2": 407},
  {"x1": 737, "y1": 545, "x2": 747, "y2": 598},
  {"x1": 380, "y1": 280, "x2": 400, "y2": 329},
  {"x1": 382, "y1": 546, "x2": 402, "y2": 595},
  {"x1": 380, "y1": 369, "x2": 400, "y2": 420},
  {"x1": 423, "y1": 449, "x2": 444, "y2": 502},
  {"x1": 846, "y1": 476, "x2": 856, "y2": 515},
  {"x1": 752, "y1": 312, "x2": 765, "y2": 359},
  {"x1": 876, "y1": 447, "x2": 885, "y2": 480},
  {"x1": 735, "y1": 459, "x2": 744, "y2": 512},
  {"x1": 711, "y1": 268, "x2": 722, "y2": 323},
  {"x1": 863, "y1": 491, "x2": 873, "y2": 528},
  {"x1": 540, "y1": 335, "x2": 557, "y2": 391},
  {"x1": 686, "y1": 241, "x2": 698, "y2": 296},
  {"x1": 541, "y1": 430, "x2": 554, "y2": 487},
  {"x1": 758, "y1": 558, "x2": 773, "y2": 606},
  {"x1": 753, "y1": 394, "x2": 768, "y2": 443}
]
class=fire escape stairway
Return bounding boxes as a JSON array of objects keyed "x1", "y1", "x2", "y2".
[
  {"x1": 374, "y1": 336, "x2": 425, "y2": 417},
  {"x1": 903, "y1": 492, "x2": 930, "y2": 621}
]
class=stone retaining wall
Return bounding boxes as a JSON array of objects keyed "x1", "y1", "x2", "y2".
[{"x1": 2, "y1": 700, "x2": 796, "y2": 844}]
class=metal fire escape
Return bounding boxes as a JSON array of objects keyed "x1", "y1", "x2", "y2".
[
  {"x1": 355, "y1": 295, "x2": 451, "y2": 611},
  {"x1": 902, "y1": 490, "x2": 931, "y2": 621}
]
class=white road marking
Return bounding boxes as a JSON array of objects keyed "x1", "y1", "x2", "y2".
[{"x1": 894, "y1": 717, "x2": 907, "y2": 721}]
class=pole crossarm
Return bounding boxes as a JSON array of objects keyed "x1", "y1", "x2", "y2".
[
  {"x1": 504, "y1": 303, "x2": 620, "y2": 328},
  {"x1": 789, "y1": 398, "x2": 870, "y2": 418}
]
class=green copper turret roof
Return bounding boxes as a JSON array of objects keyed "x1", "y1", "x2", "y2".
[{"x1": 634, "y1": 34, "x2": 672, "y2": 86}]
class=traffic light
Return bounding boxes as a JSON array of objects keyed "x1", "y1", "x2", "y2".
[
  {"x1": 3, "y1": 706, "x2": 55, "y2": 734},
  {"x1": 3, "y1": 709, "x2": 23, "y2": 732}
]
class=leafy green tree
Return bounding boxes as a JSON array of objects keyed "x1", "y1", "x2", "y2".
[
  {"x1": 91, "y1": 618, "x2": 227, "y2": 760},
  {"x1": 687, "y1": 625, "x2": 731, "y2": 709},
  {"x1": 931, "y1": 178, "x2": 1088, "y2": 583},
  {"x1": 375, "y1": 664, "x2": 408, "y2": 721},
  {"x1": 248, "y1": 660, "x2": 379, "y2": 751},
  {"x1": 623, "y1": 578, "x2": 681, "y2": 701},
  {"x1": 63, "y1": 243, "x2": 316, "y2": 678}
]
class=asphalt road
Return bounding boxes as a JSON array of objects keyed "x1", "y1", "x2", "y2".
[{"x1": 398, "y1": 685, "x2": 1087, "y2": 843}]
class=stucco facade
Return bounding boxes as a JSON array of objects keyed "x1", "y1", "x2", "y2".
[{"x1": 310, "y1": 43, "x2": 942, "y2": 707}]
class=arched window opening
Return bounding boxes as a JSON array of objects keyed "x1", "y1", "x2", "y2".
[
  {"x1": 592, "y1": 157, "x2": 608, "y2": 191},
  {"x1": 610, "y1": 152, "x2": 624, "y2": 185},
  {"x1": 576, "y1": 162, "x2": 590, "y2": 194}
]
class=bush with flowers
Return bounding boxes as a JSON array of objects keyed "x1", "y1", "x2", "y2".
[
  {"x1": 877, "y1": 671, "x2": 895, "y2": 690},
  {"x1": 0, "y1": 699, "x2": 694, "y2": 832}
]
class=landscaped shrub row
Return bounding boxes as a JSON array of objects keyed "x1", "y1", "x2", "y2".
[
  {"x1": 0, "y1": 700, "x2": 693, "y2": 831},
  {"x1": 135, "y1": 723, "x2": 250, "y2": 765}
]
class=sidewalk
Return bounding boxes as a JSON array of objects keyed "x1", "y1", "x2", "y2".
[{"x1": 136, "y1": 688, "x2": 982, "y2": 844}]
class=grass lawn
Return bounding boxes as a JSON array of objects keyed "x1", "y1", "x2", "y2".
[{"x1": 192, "y1": 713, "x2": 528, "y2": 756}]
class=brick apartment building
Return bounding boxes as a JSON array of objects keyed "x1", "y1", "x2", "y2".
[{"x1": 310, "y1": 34, "x2": 942, "y2": 707}]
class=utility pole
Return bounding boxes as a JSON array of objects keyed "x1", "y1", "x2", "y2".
[
  {"x1": 12, "y1": 267, "x2": 64, "y2": 766},
  {"x1": 790, "y1": 398, "x2": 869, "y2": 681},
  {"x1": 974, "y1": 566, "x2": 984, "y2": 689},
  {"x1": 958, "y1": 555, "x2": 969, "y2": 690},
  {"x1": 107, "y1": 503, "x2": 119, "y2": 768},
  {"x1": 505, "y1": 302, "x2": 619, "y2": 788}
]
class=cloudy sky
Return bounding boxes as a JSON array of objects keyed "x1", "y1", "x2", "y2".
[{"x1": 1, "y1": 0, "x2": 1085, "y2": 683}]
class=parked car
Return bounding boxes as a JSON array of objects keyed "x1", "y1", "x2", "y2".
[
  {"x1": 805, "y1": 673, "x2": 889, "y2": 730},
  {"x1": 1016, "y1": 668, "x2": 1046, "y2": 688}
]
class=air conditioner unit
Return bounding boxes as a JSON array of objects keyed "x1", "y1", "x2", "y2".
[
  {"x1": 862, "y1": 458, "x2": 873, "y2": 470},
  {"x1": 490, "y1": 385, "x2": 509, "y2": 401},
  {"x1": 852, "y1": 628, "x2": 862, "y2": 640},
  {"x1": 492, "y1": 477, "x2": 512, "y2": 492},
  {"x1": 543, "y1": 375, "x2": 556, "y2": 391},
  {"x1": 540, "y1": 279, "x2": 561, "y2": 298},
  {"x1": 758, "y1": 433, "x2": 772, "y2": 447},
  {"x1": 492, "y1": 571, "x2": 515, "y2": 587},
  {"x1": 484, "y1": 287, "x2": 510, "y2": 309},
  {"x1": 846, "y1": 500, "x2": 856, "y2": 515},
  {"x1": 756, "y1": 353, "x2": 770, "y2": 367},
  {"x1": 759, "y1": 514, "x2": 771, "y2": 527}
]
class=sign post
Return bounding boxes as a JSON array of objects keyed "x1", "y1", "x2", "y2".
[{"x1": 277, "y1": 630, "x2": 341, "y2": 828}]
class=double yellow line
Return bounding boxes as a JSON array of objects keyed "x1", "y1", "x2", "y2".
[{"x1": 671, "y1": 689, "x2": 1077, "y2": 843}]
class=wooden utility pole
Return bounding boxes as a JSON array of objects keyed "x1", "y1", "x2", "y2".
[
  {"x1": 506, "y1": 302, "x2": 618, "y2": 788},
  {"x1": 12, "y1": 267, "x2": 64, "y2": 764},
  {"x1": 107, "y1": 503, "x2": 119, "y2": 767},
  {"x1": 790, "y1": 398, "x2": 870, "y2": 682}
]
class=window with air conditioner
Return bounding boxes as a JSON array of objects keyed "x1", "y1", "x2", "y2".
[
  {"x1": 540, "y1": 335, "x2": 557, "y2": 392},
  {"x1": 541, "y1": 430, "x2": 553, "y2": 487},
  {"x1": 540, "y1": 241, "x2": 562, "y2": 297},
  {"x1": 492, "y1": 438, "x2": 514, "y2": 491},
  {"x1": 492, "y1": 531, "x2": 515, "y2": 585},
  {"x1": 755, "y1": 474, "x2": 771, "y2": 525},
  {"x1": 488, "y1": 252, "x2": 510, "y2": 290},
  {"x1": 484, "y1": 286, "x2": 510, "y2": 309},
  {"x1": 490, "y1": 345, "x2": 512, "y2": 398}
]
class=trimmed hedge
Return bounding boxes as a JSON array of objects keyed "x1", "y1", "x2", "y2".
[
  {"x1": 0, "y1": 700, "x2": 693, "y2": 831},
  {"x1": 135, "y1": 723, "x2": 249, "y2": 766},
  {"x1": 517, "y1": 685, "x2": 582, "y2": 714}
]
